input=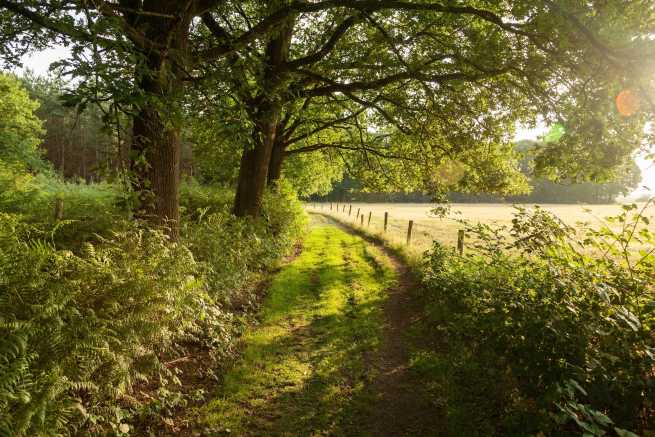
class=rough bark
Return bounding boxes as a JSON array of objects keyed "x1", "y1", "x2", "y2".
[
  {"x1": 233, "y1": 120, "x2": 277, "y2": 217},
  {"x1": 267, "y1": 140, "x2": 286, "y2": 186},
  {"x1": 126, "y1": 1, "x2": 192, "y2": 236},
  {"x1": 131, "y1": 104, "x2": 181, "y2": 231},
  {"x1": 233, "y1": 7, "x2": 294, "y2": 217}
]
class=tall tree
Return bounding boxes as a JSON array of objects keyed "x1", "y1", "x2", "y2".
[
  {"x1": 0, "y1": 0, "x2": 311, "y2": 231},
  {"x1": 197, "y1": 0, "x2": 654, "y2": 216},
  {"x1": 0, "y1": 1, "x2": 214, "y2": 233},
  {"x1": 0, "y1": 72, "x2": 44, "y2": 170}
]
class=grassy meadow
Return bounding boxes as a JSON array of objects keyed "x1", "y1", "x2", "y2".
[{"x1": 307, "y1": 202, "x2": 655, "y2": 253}]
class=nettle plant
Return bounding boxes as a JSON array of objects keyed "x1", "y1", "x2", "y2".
[{"x1": 422, "y1": 200, "x2": 655, "y2": 435}]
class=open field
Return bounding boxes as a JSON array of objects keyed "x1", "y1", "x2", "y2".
[{"x1": 306, "y1": 202, "x2": 655, "y2": 254}]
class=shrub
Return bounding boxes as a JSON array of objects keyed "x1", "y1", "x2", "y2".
[
  {"x1": 0, "y1": 181, "x2": 306, "y2": 435},
  {"x1": 417, "y1": 203, "x2": 655, "y2": 436},
  {"x1": 183, "y1": 180, "x2": 306, "y2": 309}
]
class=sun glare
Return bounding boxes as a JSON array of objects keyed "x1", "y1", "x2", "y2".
[{"x1": 616, "y1": 89, "x2": 641, "y2": 117}]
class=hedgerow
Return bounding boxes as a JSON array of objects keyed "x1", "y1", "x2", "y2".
[
  {"x1": 415, "y1": 203, "x2": 654, "y2": 436},
  {"x1": 0, "y1": 181, "x2": 306, "y2": 435}
]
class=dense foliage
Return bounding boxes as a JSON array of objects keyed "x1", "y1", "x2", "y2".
[
  {"x1": 0, "y1": 73, "x2": 44, "y2": 170},
  {"x1": 415, "y1": 203, "x2": 655, "y2": 435},
  {"x1": 3, "y1": 1, "x2": 654, "y2": 222},
  {"x1": 0, "y1": 135, "x2": 305, "y2": 437},
  {"x1": 0, "y1": 185, "x2": 305, "y2": 435},
  {"x1": 317, "y1": 140, "x2": 643, "y2": 204}
]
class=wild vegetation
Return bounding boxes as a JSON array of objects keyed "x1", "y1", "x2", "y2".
[
  {"x1": 0, "y1": 73, "x2": 306, "y2": 434},
  {"x1": 413, "y1": 203, "x2": 655, "y2": 436},
  {"x1": 1, "y1": 1, "x2": 655, "y2": 436}
]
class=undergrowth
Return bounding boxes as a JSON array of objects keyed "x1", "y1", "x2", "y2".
[
  {"x1": 414, "y1": 203, "x2": 655, "y2": 436},
  {"x1": 0, "y1": 173, "x2": 306, "y2": 435}
]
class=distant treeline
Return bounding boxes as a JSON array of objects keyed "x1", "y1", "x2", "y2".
[
  {"x1": 314, "y1": 141, "x2": 642, "y2": 204},
  {"x1": 19, "y1": 73, "x2": 196, "y2": 182},
  {"x1": 315, "y1": 179, "x2": 640, "y2": 204}
]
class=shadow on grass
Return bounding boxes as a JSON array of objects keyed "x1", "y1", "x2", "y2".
[{"x1": 198, "y1": 225, "x2": 395, "y2": 436}]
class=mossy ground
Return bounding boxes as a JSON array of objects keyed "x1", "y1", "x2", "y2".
[{"x1": 197, "y1": 219, "x2": 396, "y2": 435}]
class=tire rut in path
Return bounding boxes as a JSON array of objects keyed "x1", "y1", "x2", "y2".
[{"x1": 329, "y1": 218, "x2": 443, "y2": 436}]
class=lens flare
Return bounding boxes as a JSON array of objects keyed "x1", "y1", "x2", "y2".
[
  {"x1": 544, "y1": 123, "x2": 565, "y2": 142},
  {"x1": 616, "y1": 89, "x2": 640, "y2": 117}
]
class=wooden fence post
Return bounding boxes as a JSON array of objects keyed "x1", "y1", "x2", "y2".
[
  {"x1": 368, "y1": 211, "x2": 372, "y2": 227},
  {"x1": 343, "y1": 204, "x2": 346, "y2": 213},
  {"x1": 330, "y1": 202, "x2": 333, "y2": 211},
  {"x1": 360, "y1": 214, "x2": 364, "y2": 226},
  {"x1": 356, "y1": 207, "x2": 360, "y2": 220},
  {"x1": 457, "y1": 229, "x2": 465, "y2": 255},
  {"x1": 54, "y1": 198, "x2": 64, "y2": 220},
  {"x1": 407, "y1": 220, "x2": 414, "y2": 245},
  {"x1": 384, "y1": 212, "x2": 388, "y2": 232},
  {"x1": 349, "y1": 204, "x2": 352, "y2": 216}
]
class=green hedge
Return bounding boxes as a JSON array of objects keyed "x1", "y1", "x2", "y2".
[{"x1": 415, "y1": 205, "x2": 654, "y2": 436}]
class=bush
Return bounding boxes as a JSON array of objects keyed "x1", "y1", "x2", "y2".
[
  {"x1": 0, "y1": 181, "x2": 306, "y2": 435},
  {"x1": 183, "y1": 180, "x2": 306, "y2": 309},
  {"x1": 416, "y1": 203, "x2": 655, "y2": 436}
]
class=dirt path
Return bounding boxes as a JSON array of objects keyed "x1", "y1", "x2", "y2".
[
  {"x1": 331, "y1": 217, "x2": 444, "y2": 436},
  {"x1": 194, "y1": 217, "x2": 441, "y2": 436}
]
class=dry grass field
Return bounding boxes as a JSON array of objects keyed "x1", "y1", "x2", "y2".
[{"x1": 307, "y1": 202, "x2": 655, "y2": 254}]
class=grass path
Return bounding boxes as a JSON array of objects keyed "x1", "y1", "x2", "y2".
[
  {"x1": 195, "y1": 216, "x2": 439, "y2": 435},
  {"x1": 197, "y1": 217, "x2": 393, "y2": 435}
]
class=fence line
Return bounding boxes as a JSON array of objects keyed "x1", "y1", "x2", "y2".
[{"x1": 306, "y1": 202, "x2": 465, "y2": 253}]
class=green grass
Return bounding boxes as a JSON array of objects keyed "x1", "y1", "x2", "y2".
[{"x1": 196, "y1": 218, "x2": 396, "y2": 435}]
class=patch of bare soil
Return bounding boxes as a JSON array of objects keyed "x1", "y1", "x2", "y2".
[
  {"x1": 325, "y1": 215, "x2": 444, "y2": 436},
  {"x1": 364, "y1": 255, "x2": 443, "y2": 436}
]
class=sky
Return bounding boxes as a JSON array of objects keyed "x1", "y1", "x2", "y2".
[{"x1": 13, "y1": 47, "x2": 655, "y2": 199}]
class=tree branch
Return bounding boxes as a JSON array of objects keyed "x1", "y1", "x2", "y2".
[
  {"x1": 286, "y1": 107, "x2": 367, "y2": 145},
  {"x1": 300, "y1": 67, "x2": 511, "y2": 97},
  {"x1": 286, "y1": 142, "x2": 415, "y2": 161},
  {"x1": 283, "y1": 15, "x2": 360, "y2": 70},
  {"x1": 0, "y1": 0, "x2": 115, "y2": 47}
]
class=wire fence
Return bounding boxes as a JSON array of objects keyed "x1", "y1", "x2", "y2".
[{"x1": 305, "y1": 202, "x2": 466, "y2": 254}]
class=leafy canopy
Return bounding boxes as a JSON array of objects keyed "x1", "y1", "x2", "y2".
[
  {"x1": 0, "y1": 73, "x2": 44, "y2": 170},
  {"x1": 191, "y1": 0, "x2": 655, "y2": 196}
]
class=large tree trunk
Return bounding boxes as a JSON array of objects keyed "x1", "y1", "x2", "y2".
[
  {"x1": 131, "y1": 104, "x2": 181, "y2": 231},
  {"x1": 233, "y1": 120, "x2": 277, "y2": 216},
  {"x1": 267, "y1": 140, "x2": 286, "y2": 186},
  {"x1": 126, "y1": 2, "x2": 192, "y2": 236},
  {"x1": 233, "y1": 7, "x2": 294, "y2": 217}
]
